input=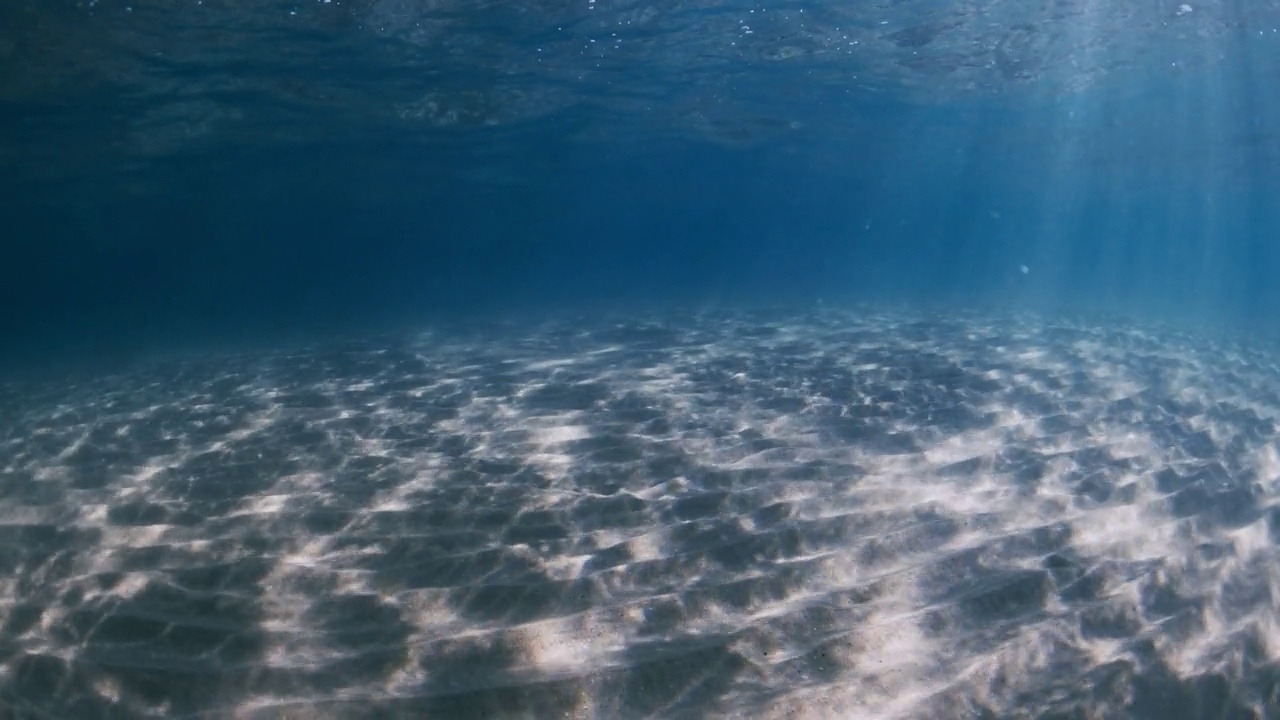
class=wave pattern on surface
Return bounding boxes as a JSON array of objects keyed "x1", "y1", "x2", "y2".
[{"x1": 4, "y1": 309, "x2": 1280, "y2": 718}]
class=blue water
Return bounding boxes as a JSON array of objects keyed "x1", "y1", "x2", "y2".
[
  {"x1": 6, "y1": 2, "x2": 1280, "y2": 718},
  {"x1": 3, "y1": 4, "x2": 1279, "y2": 368}
]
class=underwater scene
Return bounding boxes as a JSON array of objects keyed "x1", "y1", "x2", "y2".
[{"x1": 4, "y1": 1, "x2": 1280, "y2": 718}]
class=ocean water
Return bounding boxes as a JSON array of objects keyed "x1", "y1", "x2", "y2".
[{"x1": 4, "y1": 1, "x2": 1280, "y2": 718}]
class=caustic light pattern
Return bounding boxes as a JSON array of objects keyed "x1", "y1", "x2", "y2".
[{"x1": 3, "y1": 309, "x2": 1280, "y2": 718}]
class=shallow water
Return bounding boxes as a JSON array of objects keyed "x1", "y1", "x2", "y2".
[{"x1": 6, "y1": 2, "x2": 1280, "y2": 717}]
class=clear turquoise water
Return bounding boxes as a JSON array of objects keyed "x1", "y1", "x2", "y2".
[{"x1": 4, "y1": 2, "x2": 1280, "y2": 717}]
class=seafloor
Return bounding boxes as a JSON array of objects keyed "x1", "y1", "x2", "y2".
[{"x1": 3, "y1": 308, "x2": 1280, "y2": 718}]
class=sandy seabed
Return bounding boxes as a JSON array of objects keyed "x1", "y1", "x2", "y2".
[{"x1": 2, "y1": 308, "x2": 1280, "y2": 719}]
